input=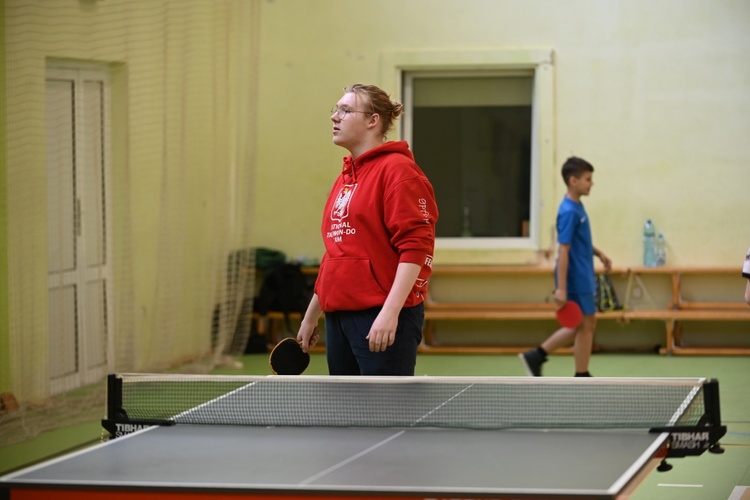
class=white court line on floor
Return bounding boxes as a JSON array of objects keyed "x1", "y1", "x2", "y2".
[{"x1": 657, "y1": 483, "x2": 703, "y2": 488}]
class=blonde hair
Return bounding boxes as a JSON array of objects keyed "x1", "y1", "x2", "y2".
[{"x1": 344, "y1": 83, "x2": 403, "y2": 138}]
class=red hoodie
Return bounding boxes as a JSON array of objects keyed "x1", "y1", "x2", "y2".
[{"x1": 315, "y1": 141, "x2": 438, "y2": 312}]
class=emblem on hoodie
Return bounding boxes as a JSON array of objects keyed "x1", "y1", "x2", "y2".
[{"x1": 331, "y1": 184, "x2": 357, "y2": 222}]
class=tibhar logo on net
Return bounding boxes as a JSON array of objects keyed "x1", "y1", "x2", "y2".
[
  {"x1": 114, "y1": 422, "x2": 152, "y2": 437},
  {"x1": 670, "y1": 431, "x2": 711, "y2": 450}
]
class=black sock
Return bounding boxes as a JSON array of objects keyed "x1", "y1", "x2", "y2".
[
  {"x1": 536, "y1": 347, "x2": 548, "y2": 360},
  {"x1": 575, "y1": 371, "x2": 592, "y2": 377}
]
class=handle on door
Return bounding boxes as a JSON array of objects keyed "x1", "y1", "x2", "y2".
[{"x1": 75, "y1": 198, "x2": 81, "y2": 236}]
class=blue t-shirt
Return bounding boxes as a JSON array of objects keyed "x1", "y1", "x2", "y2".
[{"x1": 556, "y1": 196, "x2": 595, "y2": 293}]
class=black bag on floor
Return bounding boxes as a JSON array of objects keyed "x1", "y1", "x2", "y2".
[{"x1": 255, "y1": 263, "x2": 312, "y2": 333}]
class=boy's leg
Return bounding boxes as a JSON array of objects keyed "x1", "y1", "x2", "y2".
[
  {"x1": 519, "y1": 325, "x2": 576, "y2": 377},
  {"x1": 570, "y1": 292, "x2": 598, "y2": 375},
  {"x1": 573, "y1": 315, "x2": 597, "y2": 374},
  {"x1": 541, "y1": 326, "x2": 577, "y2": 353},
  {"x1": 520, "y1": 292, "x2": 597, "y2": 377}
]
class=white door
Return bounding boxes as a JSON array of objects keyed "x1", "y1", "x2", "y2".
[{"x1": 46, "y1": 67, "x2": 113, "y2": 395}]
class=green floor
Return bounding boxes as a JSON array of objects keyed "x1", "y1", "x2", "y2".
[{"x1": 2, "y1": 353, "x2": 749, "y2": 500}]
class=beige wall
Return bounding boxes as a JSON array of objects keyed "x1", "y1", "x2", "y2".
[{"x1": 254, "y1": 0, "x2": 750, "y2": 268}]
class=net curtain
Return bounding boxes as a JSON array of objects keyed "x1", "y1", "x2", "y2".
[{"x1": 1, "y1": 0, "x2": 260, "y2": 445}]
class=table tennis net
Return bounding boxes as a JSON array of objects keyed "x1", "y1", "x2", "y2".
[{"x1": 106, "y1": 374, "x2": 717, "y2": 431}]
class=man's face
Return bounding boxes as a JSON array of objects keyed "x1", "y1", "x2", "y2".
[{"x1": 331, "y1": 92, "x2": 370, "y2": 150}]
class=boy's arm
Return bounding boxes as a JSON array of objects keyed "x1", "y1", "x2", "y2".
[
  {"x1": 554, "y1": 244, "x2": 570, "y2": 306},
  {"x1": 593, "y1": 246, "x2": 612, "y2": 272},
  {"x1": 743, "y1": 247, "x2": 750, "y2": 305}
]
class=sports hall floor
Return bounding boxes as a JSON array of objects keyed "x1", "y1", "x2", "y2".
[{"x1": 1, "y1": 353, "x2": 749, "y2": 500}]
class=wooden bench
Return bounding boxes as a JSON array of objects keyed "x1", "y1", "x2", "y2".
[
  {"x1": 421, "y1": 307, "x2": 624, "y2": 354},
  {"x1": 622, "y1": 266, "x2": 747, "y2": 309},
  {"x1": 621, "y1": 266, "x2": 749, "y2": 354},
  {"x1": 623, "y1": 308, "x2": 750, "y2": 356},
  {"x1": 422, "y1": 265, "x2": 615, "y2": 353},
  {"x1": 423, "y1": 265, "x2": 749, "y2": 356},
  {"x1": 247, "y1": 265, "x2": 748, "y2": 356}
]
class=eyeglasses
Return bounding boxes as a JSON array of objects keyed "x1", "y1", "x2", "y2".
[{"x1": 331, "y1": 105, "x2": 372, "y2": 118}]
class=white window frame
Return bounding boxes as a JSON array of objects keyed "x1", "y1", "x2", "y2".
[{"x1": 381, "y1": 49, "x2": 555, "y2": 256}]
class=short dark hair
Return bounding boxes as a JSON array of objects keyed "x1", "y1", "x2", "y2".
[{"x1": 561, "y1": 156, "x2": 594, "y2": 185}]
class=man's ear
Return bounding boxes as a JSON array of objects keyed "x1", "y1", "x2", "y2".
[{"x1": 366, "y1": 113, "x2": 381, "y2": 130}]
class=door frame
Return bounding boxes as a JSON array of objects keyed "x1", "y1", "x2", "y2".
[{"x1": 45, "y1": 63, "x2": 115, "y2": 395}]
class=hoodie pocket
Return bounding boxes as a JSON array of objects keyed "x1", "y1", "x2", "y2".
[{"x1": 317, "y1": 258, "x2": 388, "y2": 311}]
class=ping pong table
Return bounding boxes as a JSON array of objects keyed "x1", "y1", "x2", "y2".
[{"x1": 0, "y1": 374, "x2": 726, "y2": 500}]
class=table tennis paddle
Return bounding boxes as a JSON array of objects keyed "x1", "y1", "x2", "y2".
[
  {"x1": 556, "y1": 301, "x2": 583, "y2": 328},
  {"x1": 269, "y1": 337, "x2": 310, "y2": 375}
]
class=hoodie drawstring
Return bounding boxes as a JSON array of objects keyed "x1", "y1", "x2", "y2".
[{"x1": 341, "y1": 156, "x2": 358, "y2": 185}]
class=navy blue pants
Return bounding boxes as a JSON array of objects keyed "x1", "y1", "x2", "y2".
[{"x1": 324, "y1": 303, "x2": 424, "y2": 376}]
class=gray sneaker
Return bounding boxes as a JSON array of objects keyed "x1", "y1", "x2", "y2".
[{"x1": 519, "y1": 349, "x2": 545, "y2": 377}]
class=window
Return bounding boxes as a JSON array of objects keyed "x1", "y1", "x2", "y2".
[
  {"x1": 405, "y1": 74, "x2": 533, "y2": 239},
  {"x1": 383, "y1": 49, "x2": 555, "y2": 257}
]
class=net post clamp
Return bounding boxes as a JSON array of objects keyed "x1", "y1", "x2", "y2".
[
  {"x1": 102, "y1": 417, "x2": 176, "y2": 440},
  {"x1": 649, "y1": 425, "x2": 727, "y2": 458}
]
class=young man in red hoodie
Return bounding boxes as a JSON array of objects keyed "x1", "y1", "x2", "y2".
[{"x1": 297, "y1": 84, "x2": 438, "y2": 375}]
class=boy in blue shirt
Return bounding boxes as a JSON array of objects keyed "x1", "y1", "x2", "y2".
[{"x1": 520, "y1": 157, "x2": 611, "y2": 377}]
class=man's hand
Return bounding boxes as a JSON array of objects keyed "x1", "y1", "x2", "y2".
[
  {"x1": 366, "y1": 311, "x2": 398, "y2": 352},
  {"x1": 297, "y1": 324, "x2": 320, "y2": 353}
]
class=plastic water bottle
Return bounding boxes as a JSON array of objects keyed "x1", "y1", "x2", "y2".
[
  {"x1": 643, "y1": 219, "x2": 657, "y2": 267},
  {"x1": 656, "y1": 233, "x2": 666, "y2": 267}
]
